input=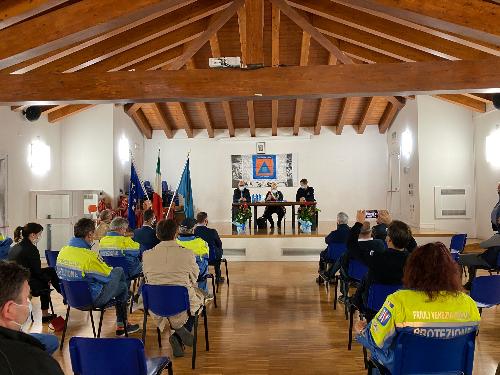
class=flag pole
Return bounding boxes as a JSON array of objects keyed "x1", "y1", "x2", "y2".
[
  {"x1": 129, "y1": 150, "x2": 148, "y2": 198},
  {"x1": 166, "y1": 151, "x2": 190, "y2": 219}
]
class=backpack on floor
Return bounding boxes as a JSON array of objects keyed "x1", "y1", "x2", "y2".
[{"x1": 256, "y1": 216, "x2": 267, "y2": 230}]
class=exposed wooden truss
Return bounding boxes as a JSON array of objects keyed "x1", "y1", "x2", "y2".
[{"x1": 1, "y1": 0, "x2": 497, "y2": 138}]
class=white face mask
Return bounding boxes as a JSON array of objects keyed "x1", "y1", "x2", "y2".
[
  {"x1": 271, "y1": 189, "x2": 277, "y2": 193},
  {"x1": 300, "y1": 184, "x2": 307, "y2": 189},
  {"x1": 239, "y1": 186, "x2": 245, "y2": 191},
  {"x1": 11, "y1": 299, "x2": 32, "y2": 331}
]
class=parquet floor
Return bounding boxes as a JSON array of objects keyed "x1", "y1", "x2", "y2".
[{"x1": 29, "y1": 262, "x2": 500, "y2": 374}]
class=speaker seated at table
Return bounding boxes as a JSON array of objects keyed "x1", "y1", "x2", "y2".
[
  {"x1": 232, "y1": 180, "x2": 251, "y2": 224},
  {"x1": 263, "y1": 183, "x2": 285, "y2": 229}
]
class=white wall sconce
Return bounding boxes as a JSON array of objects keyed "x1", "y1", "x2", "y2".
[
  {"x1": 486, "y1": 126, "x2": 500, "y2": 168},
  {"x1": 118, "y1": 135, "x2": 130, "y2": 165},
  {"x1": 28, "y1": 138, "x2": 51, "y2": 175},
  {"x1": 401, "y1": 129, "x2": 413, "y2": 159}
]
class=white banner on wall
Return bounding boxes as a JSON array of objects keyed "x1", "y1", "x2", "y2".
[{"x1": 231, "y1": 153, "x2": 297, "y2": 188}]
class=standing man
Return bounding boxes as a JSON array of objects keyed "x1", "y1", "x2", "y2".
[
  {"x1": 133, "y1": 209, "x2": 160, "y2": 258},
  {"x1": 296, "y1": 178, "x2": 315, "y2": 202},
  {"x1": 263, "y1": 182, "x2": 285, "y2": 229},
  {"x1": 491, "y1": 182, "x2": 500, "y2": 232},
  {"x1": 194, "y1": 212, "x2": 225, "y2": 284}
]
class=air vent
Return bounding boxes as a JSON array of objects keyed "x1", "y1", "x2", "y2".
[
  {"x1": 224, "y1": 248, "x2": 246, "y2": 256},
  {"x1": 282, "y1": 248, "x2": 323, "y2": 256},
  {"x1": 441, "y1": 189, "x2": 465, "y2": 195},
  {"x1": 434, "y1": 186, "x2": 471, "y2": 219}
]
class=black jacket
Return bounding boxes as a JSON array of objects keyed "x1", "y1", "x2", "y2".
[
  {"x1": 194, "y1": 225, "x2": 223, "y2": 261},
  {"x1": 296, "y1": 186, "x2": 315, "y2": 202},
  {"x1": 133, "y1": 225, "x2": 160, "y2": 255},
  {"x1": 8, "y1": 239, "x2": 46, "y2": 283},
  {"x1": 348, "y1": 222, "x2": 409, "y2": 285},
  {"x1": 0, "y1": 326, "x2": 64, "y2": 375},
  {"x1": 233, "y1": 188, "x2": 251, "y2": 204},
  {"x1": 325, "y1": 224, "x2": 351, "y2": 245}
]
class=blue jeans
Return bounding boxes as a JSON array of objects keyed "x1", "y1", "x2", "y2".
[
  {"x1": 31, "y1": 333, "x2": 58, "y2": 355},
  {"x1": 93, "y1": 267, "x2": 129, "y2": 325}
]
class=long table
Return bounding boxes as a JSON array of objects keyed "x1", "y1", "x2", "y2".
[{"x1": 233, "y1": 201, "x2": 318, "y2": 231}]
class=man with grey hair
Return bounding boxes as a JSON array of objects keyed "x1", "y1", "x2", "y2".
[
  {"x1": 99, "y1": 217, "x2": 142, "y2": 281},
  {"x1": 95, "y1": 209, "x2": 112, "y2": 240},
  {"x1": 316, "y1": 212, "x2": 351, "y2": 284}
]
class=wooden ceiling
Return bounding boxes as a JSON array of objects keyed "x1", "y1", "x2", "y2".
[{"x1": 1, "y1": 0, "x2": 499, "y2": 138}]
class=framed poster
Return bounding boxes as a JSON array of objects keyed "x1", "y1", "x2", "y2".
[
  {"x1": 256, "y1": 142, "x2": 265, "y2": 154},
  {"x1": 231, "y1": 153, "x2": 296, "y2": 188}
]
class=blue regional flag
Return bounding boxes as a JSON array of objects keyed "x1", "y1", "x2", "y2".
[
  {"x1": 178, "y1": 158, "x2": 194, "y2": 219},
  {"x1": 128, "y1": 162, "x2": 144, "y2": 229}
]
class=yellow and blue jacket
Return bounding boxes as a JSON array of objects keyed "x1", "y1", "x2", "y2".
[
  {"x1": 99, "y1": 232, "x2": 141, "y2": 278},
  {"x1": 0, "y1": 235, "x2": 13, "y2": 260},
  {"x1": 56, "y1": 237, "x2": 113, "y2": 300},
  {"x1": 356, "y1": 289, "x2": 480, "y2": 372},
  {"x1": 176, "y1": 234, "x2": 209, "y2": 276}
]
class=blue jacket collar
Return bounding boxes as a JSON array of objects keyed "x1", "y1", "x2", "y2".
[
  {"x1": 68, "y1": 237, "x2": 92, "y2": 249},
  {"x1": 177, "y1": 234, "x2": 196, "y2": 241},
  {"x1": 105, "y1": 231, "x2": 122, "y2": 237}
]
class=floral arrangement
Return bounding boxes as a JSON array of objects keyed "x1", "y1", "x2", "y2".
[
  {"x1": 234, "y1": 204, "x2": 252, "y2": 224},
  {"x1": 297, "y1": 205, "x2": 320, "y2": 223}
]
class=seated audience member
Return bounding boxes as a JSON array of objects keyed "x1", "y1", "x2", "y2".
[
  {"x1": 57, "y1": 218, "x2": 140, "y2": 336},
  {"x1": 133, "y1": 209, "x2": 160, "y2": 258},
  {"x1": 459, "y1": 223, "x2": 500, "y2": 290},
  {"x1": 99, "y1": 217, "x2": 142, "y2": 280},
  {"x1": 491, "y1": 182, "x2": 500, "y2": 232},
  {"x1": 348, "y1": 210, "x2": 412, "y2": 311},
  {"x1": 176, "y1": 218, "x2": 210, "y2": 294},
  {"x1": 320, "y1": 221, "x2": 385, "y2": 300},
  {"x1": 263, "y1": 182, "x2": 285, "y2": 229},
  {"x1": 8, "y1": 223, "x2": 61, "y2": 323},
  {"x1": 296, "y1": 178, "x2": 315, "y2": 203},
  {"x1": 95, "y1": 209, "x2": 112, "y2": 241},
  {"x1": 0, "y1": 234, "x2": 13, "y2": 260},
  {"x1": 0, "y1": 261, "x2": 64, "y2": 375},
  {"x1": 143, "y1": 219, "x2": 207, "y2": 357},
  {"x1": 371, "y1": 215, "x2": 388, "y2": 243},
  {"x1": 194, "y1": 212, "x2": 225, "y2": 283},
  {"x1": 356, "y1": 242, "x2": 480, "y2": 374},
  {"x1": 316, "y1": 212, "x2": 350, "y2": 283}
]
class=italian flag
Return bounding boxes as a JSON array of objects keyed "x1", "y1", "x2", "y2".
[{"x1": 152, "y1": 152, "x2": 163, "y2": 220}]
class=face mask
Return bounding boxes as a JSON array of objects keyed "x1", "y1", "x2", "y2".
[
  {"x1": 239, "y1": 186, "x2": 245, "y2": 191},
  {"x1": 32, "y1": 235, "x2": 41, "y2": 245},
  {"x1": 11, "y1": 299, "x2": 32, "y2": 331},
  {"x1": 272, "y1": 189, "x2": 277, "y2": 193},
  {"x1": 300, "y1": 185, "x2": 307, "y2": 189}
]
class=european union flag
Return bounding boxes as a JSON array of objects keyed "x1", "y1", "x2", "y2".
[
  {"x1": 178, "y1": 158, "x2": 194, "y2": 219},
  {"x1": 128, "y1": 162, "x2": 144, "y2": 229}
]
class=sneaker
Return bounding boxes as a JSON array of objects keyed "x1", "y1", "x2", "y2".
[
  {"x1": 41, "y1": 314, "x2": 57, "y2": 324},
  {"x1": 315, "y1": 276, "x2": 324, "y2": 285},
  {"x1": 116, "y1": 324, "x2": 141, "y2": 336},
  {"x1": 319, "y1": 271, "x2": 331, "y2": 282},
  {"x1": 337, "y1": 295, "x2": 347, "y2": 304},
  {"x1": 175, "y1": 326, "x2": 194, "y2": 347},
  {"x1": 216, "y1": 277, "x2": 225, "y2": 284},
  {"x1": 169, "y1": 334, "x2": 185, "y2": 357}
]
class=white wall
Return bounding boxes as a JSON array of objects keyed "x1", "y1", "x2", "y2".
[
  {"x1": 386, "y1": 99, "x2": 420, "y2": 227},
  {"x1": 60, "y1": 105, "x2": 114, "y2": 197},
  {"x1": 473, "y1": 105, "x2": 500, "y2": 239},
  {"x1": 143, "y1": 125, "x2": 389, "y2": 222},
  {"x1": 0, "y1": 107, "x2": 61, "y2": 236},
  {"x1": 417, "y1": 96, "x2": 476, "y2": 235}
]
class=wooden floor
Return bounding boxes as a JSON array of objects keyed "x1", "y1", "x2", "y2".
[{"x1": 30, "y1": 263, "x2": 499, "y2": 374}]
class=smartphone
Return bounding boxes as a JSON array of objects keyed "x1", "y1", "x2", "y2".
[{"x1": 365, "y1": 210, "x2": 378, "y2": 219}]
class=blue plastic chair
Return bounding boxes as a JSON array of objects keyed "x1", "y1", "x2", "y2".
[
  {"x1": 45, "y1": 250, "x2": 59, "y2": 268},
  {"x1": 69, "y1": 337, "x2": 172, "y2": 375},
  {"x1": 348, "y1": 283, "x2": 402, "y2": 351},
  {"x1": 450, "y1": 233, "x2": 467, "y2": 253},
  {"x1": 368, "y1": 330, "x2": 477, "y2": 375},
  {"x1": 320, "y1": 243, "x2": 347, "y2": 309},
  {"x1": 342, "y1": 260, "x2": 369, "y2": 321},
  {"x1": 470, "y1": 275, "x2": 500, "y2": 315},
  {"x1": 207, "y1": 246, "x2": 229, "y2": 293},
  {"x1": 59, "y1": 279, "x2": 121, "y2": 350},
  {"x1": 141, "y1": 284, "x2": 209, "y2": 370}
]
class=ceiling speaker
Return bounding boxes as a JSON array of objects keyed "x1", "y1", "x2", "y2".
[
  {"x1": 493, "y1": 94, "x2": 500, "y2": 110},
  {"x1": 22, "y1": 106, "x2": 42, "y2": 122}
]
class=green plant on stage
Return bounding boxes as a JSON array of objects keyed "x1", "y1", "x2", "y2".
[
  {"x1": 297, "y1": 205, "x2": 320, "y2": 223},
  {"x1": 234, "y1": 204, "x2": 252, "y2": 224}
]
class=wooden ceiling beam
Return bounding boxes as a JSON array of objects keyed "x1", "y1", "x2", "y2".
[
  {"x1": 336, "y1": 97, "x2": 353, "y2": 135},
  {"x1": 245, "y1": 0, "x2": 264, "y2": 67},
  {"x1": 29, "y1": 0, "x2": 231, "y2": 74},
  {"x1": 150, "y1": 103, "x2": 174, "y2": 138},
  {"x1": 2, "y1": 59, "x2": 499, "y2": 104},
  {"x1": 337, "y1": 0, "x2": 500, "y2": 47},
  {"x1": 172, "y1": 103, "x2": 194, "y2": 138},
  {"x1": 0, "y1": 0, "x2": 194, "y2": 69},
  {"x1": 435, "y1": 94, "x2": 487, "y2": 113},
  {"x1": 185, "y1": 59, "x2": 214, "y2": 137},
  {"x1": 270, "y1": 4, "x2": 280, "y2": 137},
  {"x1": 247, "y1": 101, "x2": 256, "y2": 137},
  {"x1": 357, "y1": 97, "x2": 377, "y2": 134},
  {"x1": 210, "y1": 33, "x2": 235, "y2": 137},
  {"x1": 268, "y1": 0, "x2": 352, "y2": 65},
  {"x1": 293, "y1": 31, "x2": 311, "y2": 136},
  {"x1": 167, "y1": 0, "x2": 245, "y2": 70},
  {"x1": 130, "y1": 108, "x2": 153, "y2": 139},
  {"x1": 47, "y1": 104, "x2": 94, "y2": 123},
  {"x1": 0, "y1": 0, "x2": 70, "y2": 30},
  {"x1": 314, "y1": 54, "x2": 336, "y2": 136},
  {"x1": 289, "y1": 0, "x2": 493, "y2": 61},
  {"x1": 378, "y1": 102, "x2": 401, "y2": 134},
  {"x1": 128, "y1": 45, "x2": 184, "y2": 71},
  {"x1": 237, "y1": 4, "x2": 247, "y2": 66},
  {"x1": 271, "y1": 100, "x2": 279, "y2": 136}
]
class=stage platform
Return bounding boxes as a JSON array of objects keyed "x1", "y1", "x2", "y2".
[{"x1": 210, "y1": 221, "x2": 477, "y2": 262}]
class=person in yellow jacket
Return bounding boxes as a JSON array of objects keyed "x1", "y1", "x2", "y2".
[
  {"x1": 176, "y1": 218, "x2": 210, "y2": 293},
  {"x1": 356, "y1": 242, "x2": 480, "y2": 374},
  {"x1": 99, "y1": 217, "x2": 142, "y2": 281},
  {"x1": 56, "y1": 218, "x2": 140, "y2": 336}
]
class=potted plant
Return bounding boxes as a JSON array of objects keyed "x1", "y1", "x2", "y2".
[
  {"x1": 297, "y1": 205, "x2": 320, "y2": 233},
  {"x1": 233, "y1": 204, "x2": 252, "y2": 234}
]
